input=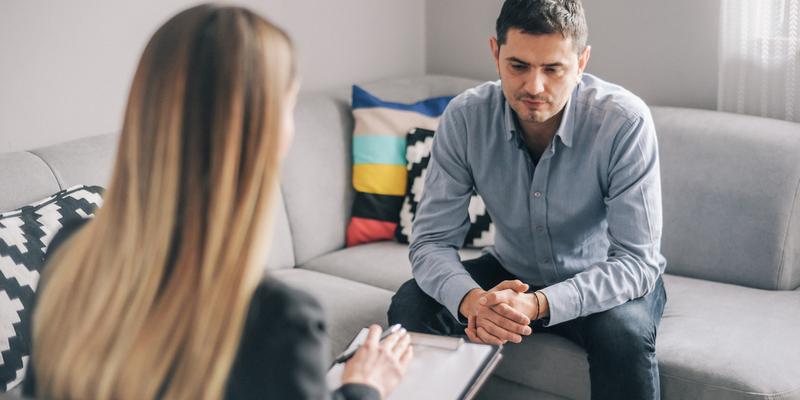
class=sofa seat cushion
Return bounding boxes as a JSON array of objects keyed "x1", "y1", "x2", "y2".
[
  {"x1": 269, "y1": 268, "x2": 394, "y2": 356},
  {"x1": 493, "y1": 274, "x2": 800, "y2": 400},
  {"x1": 657, "y1": 274, "x2": 800, "y2": 400},
  {"x1": 299, "y1": 241, "x2": 482, "y2": 292}
]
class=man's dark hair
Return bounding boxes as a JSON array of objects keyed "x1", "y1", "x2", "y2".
[{"x1": 496, "y1": 0, "x2": 588, "y2": 52}]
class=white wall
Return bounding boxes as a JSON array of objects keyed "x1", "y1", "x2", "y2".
[
  {"x1": 426, "y1": 0, "x2": 721, "y2": 110},
  {"x1": 426, "y1": 0, "x2": 503, "y2": 84},
  {"x1": 0, "y1": 0, "x2": 426, "y2": 152}
]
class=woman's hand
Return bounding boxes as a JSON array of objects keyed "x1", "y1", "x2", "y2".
[{"x1": 341, "y1": 325, "x2": 413, "y2": 399}]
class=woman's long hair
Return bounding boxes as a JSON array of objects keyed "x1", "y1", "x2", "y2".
[{"x1": 32, "y1": 5, "x2": 296, "y2": 399}]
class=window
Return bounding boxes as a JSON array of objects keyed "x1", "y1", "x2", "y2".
[{"x1": 718, "y1": 0, "x2": 800, "y2": 122}]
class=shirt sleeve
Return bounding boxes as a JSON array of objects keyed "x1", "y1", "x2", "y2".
[
  {"x1": 409, "y1": 104, "x2": 481, "y2": 321},
  {"x1": 227, "y1": 282, "x2": 379, "y2": 400},
  {"x1": 540, "y1": 111, "x2": 665, "y2": 326}
]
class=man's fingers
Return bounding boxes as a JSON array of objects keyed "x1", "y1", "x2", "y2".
[
  {"x1": 489, "y1": 304, "x2": 532, "y2": 335},
  {"x1": 476, "y1": 325, "x2": 506, "y2": 345},
  {"x1": 465, "y1": 315, "x2": 477, "y2": 341},
  {"x1": 491, "y1": 279, "x2": 529, "y2": 293},
  {"x1": 465, "y1": 315, "x2": 482, "y2": 343},
  {"x1": 477, "y1": 298, "x2": 530, "y2": 326},
  {"x1": 477, "y1": 304, "x2": 530, "y2": 337},
  {"x1": 491, "y1": 280, "x2": 524, "y2": 291},
  {"x1": 480, "y1": 289, "x2": 513, "y2": 306},
  {"x1": 479, "y1": 317, "x2": 522, "y2": 343},
  {"x1": 465, "y1": 326, "x2": 481, "y2": 343},
  {"x1": 493, "y1": 302, "x2": 532, "y2": 326}
]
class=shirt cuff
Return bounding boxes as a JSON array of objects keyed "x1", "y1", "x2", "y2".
[
  {"x1": 539, "y1": 281, "x2": 582, "y2": 327},
  {"x1": 441, "y1": 273, "x2": 481, "y2": 323}
]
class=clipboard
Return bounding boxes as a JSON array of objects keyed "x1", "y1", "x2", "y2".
[{"x1": 327, "y1": 329, "x2": 503, "y2": 400}]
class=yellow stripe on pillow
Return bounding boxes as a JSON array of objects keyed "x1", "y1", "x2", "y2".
[
  {"x1": 353, "y1": 164, "x2": 408, "y2": 196},
  {"x1": 353, "y1": 107, "x2": 441, "y2": 137}
]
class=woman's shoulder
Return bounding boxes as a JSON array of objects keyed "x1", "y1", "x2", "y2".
[
  {"x1": 252, "y1": 279, "x2": 321, "y2": 309},
  {"x1": 226, "y1": 278, "x2": 329, "y2": 395},
  {"x1": 246, "y1": 278, "x2": 325, "y2": 330}
]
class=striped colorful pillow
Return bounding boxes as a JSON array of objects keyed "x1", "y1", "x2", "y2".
[{"x1": 346, "y1": 85, "x2": 453, "y2": 247}]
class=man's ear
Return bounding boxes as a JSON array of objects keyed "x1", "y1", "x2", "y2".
[
  {"x1": 577, "y1": 45, "x2": 591, "y2": 75},
  {"x1": 489, "y1": 36, "x2": 501, "y2": 76}
]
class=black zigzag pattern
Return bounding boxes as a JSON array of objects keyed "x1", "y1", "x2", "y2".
[
  {"x1": 395, "y1": 128, "x2": 494, "y2": 248},
  {"x1": 0, "y1": 185, "x2": 103, "y2": 391}
]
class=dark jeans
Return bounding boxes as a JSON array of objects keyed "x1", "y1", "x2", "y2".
[{"x1": 388, "y1": 254, "x2": 667, "y2": 400}]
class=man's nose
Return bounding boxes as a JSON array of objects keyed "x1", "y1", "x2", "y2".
[{"x1": 523, "y1": 70, "x2": 545, "y2": 95}]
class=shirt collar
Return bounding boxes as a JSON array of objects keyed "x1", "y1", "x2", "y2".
[
  {"x1": 503, "y1": 97, "x2": 517, "y2": 142},
  {"x1": 553, "y1": 88, "x2": 576, "y2": 148},
  {"x1": 501, "y1": 83, "x2": 579, "y2": 148}
]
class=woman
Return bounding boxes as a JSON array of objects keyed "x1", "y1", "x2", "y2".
[{"x1": 22, "y1": 4, "x2": 411, "y2": 399}]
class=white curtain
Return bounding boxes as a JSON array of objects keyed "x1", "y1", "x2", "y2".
[{"x1": 718, "y1": 0, "x2": 800, "y2": 122}]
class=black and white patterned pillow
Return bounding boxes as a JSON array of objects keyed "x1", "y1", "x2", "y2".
[
  {"x1": 0, "y1": 185, "x2": 103, "y2": 391},
  {"x1": 395, "y1": 128, "x2": 494, "y2": 248}
]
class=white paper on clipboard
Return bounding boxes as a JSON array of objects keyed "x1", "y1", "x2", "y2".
[{"x1": 327, "y1": 329, "x2": 502, "y2": 400}]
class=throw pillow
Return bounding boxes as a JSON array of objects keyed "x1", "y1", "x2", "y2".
[
  {"x1": 395, "y1": 128, "x2": 495, "y2": 248},
  {"x1": 346, "y1": 85, "x2": 454, "y2": 247},
  {"x1": 0, "y1": 185, "x2": 104, "y2": 391}
]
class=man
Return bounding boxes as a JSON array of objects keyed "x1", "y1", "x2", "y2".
[{"x1": 387, "y1": 0, "x2": 667, "y2": 399}]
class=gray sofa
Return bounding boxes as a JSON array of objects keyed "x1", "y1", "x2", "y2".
[{"x1": 1, "y1": 75, "x2": 799, "y2": 400}]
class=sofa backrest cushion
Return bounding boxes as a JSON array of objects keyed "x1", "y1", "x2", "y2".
[
  {"x1": 0, "y1": 152, "x2": 60, "y2": 212},
  {"x1": 265, "y1": 192, "x2": 295, "y2": 271},
  {"x1": 279, "y1": 93, "x2": 354, "y2": 266},
  {"x1": 31, "y1": 133, "x2": 118, "y2": 190},
  {"x1": 654, "y1": 106, "x2": 800, "y2": 290}
]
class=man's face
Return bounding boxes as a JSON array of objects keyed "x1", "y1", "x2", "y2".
[{"x1": 491, "y1": 29, "x2": 590, "y2": 125}]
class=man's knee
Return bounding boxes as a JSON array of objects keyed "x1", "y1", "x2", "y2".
[
  {"x1": 388, "y1": 279, "x2": 436, "y2": 325},
  {"x1": 388, "y1": 279, "x2": 458, "y2": 335},
  {"x1": 585, "y1": 302, "x2": 658, "y2": 358}
]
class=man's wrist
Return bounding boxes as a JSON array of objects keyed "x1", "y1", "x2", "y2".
[
  {"x1": 534, "y1": 291, "x2": 550, "y2": 318},
  {"x1": 458, "y1": 287, "x2": 485, "y2": 319},
  {"x1": 518, "y1": 292, "x2": 539, "y2": 321}
]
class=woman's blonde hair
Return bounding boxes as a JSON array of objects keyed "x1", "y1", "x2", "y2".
[{"x1": 32, "y1": 4, "x2": 296, "y2": 399}]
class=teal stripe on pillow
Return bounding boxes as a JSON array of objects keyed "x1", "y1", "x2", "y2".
[{"x1": 353, "y1": 135, "x2": 407, "y2": 165}]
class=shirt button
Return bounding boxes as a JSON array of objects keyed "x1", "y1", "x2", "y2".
[
  {"x1": 541, "y1": 258, "x2": 551, "y2": 264},
  {"x1": 533, "y1": 191, "x2": 542, "y2": 198},
  {"x1": 536, "y1": 225, "x2": 545, "y2": 232}
]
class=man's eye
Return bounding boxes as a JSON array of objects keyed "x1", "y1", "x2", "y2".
[{"x1": 511, "y1": 64, "x2": 526, "y2": 70}]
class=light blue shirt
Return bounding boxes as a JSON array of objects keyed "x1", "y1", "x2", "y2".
[{"x1": 409, "y1": 73, "x2": 667, "y2": 326}]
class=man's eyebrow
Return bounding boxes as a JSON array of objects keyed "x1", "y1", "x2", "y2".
[
  {"x1": 506, "y1": 57, "x2": 564, "y2": 68},
  {"x1": 506, "y1": 57, "x2": 530, "y2": 65}
]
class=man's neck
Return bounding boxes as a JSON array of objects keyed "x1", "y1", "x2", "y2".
[
  {"x1": 518, "y1": 107, "x2": 565, "y2": 142},
  {"x1": 516, "y1": 107, "x2": 565, "y2": 159}
]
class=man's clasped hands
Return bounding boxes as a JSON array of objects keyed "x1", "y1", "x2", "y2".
[{"x1": 459, "y1": 280, "x2": 549, "y2": 345}]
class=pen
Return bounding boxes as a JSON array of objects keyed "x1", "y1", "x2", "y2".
[{"x1": 332, "y1": 324, "x2": 404, "y2": 364}]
